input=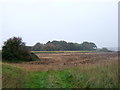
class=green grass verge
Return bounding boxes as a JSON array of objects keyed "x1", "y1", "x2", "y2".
[
  {"x1": 2, "y1": 60, "x2": 118, "y2": 88},
  {"x1": 2, "y1": 63, "x2": 26, "y2": 88}
]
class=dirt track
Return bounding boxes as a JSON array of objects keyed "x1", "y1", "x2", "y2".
[{"x1": 11, "y1": 52, "x2": 118, "y2": 71}]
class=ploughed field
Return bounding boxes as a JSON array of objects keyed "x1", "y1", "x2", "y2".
[{"x1": 11, "y1": 52, "x2": 118, "y2": 71}]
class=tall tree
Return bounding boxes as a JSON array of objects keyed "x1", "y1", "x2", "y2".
[
  {"x1": 2, "y1": 37, "x2": 39, "y2": 62},
  {"x1": 32, "y1": 42, "x2": 44, "y2": 51}
]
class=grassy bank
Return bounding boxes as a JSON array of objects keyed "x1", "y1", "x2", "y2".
[
  {"x1": 2, "y1": 59, "x2": 118, "y2": 88},
  {"x1": 2, "y1": 63, "x2": 26, "y2": 88}
]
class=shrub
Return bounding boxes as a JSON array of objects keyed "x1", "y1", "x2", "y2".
[
  {"x1": 100, "y1": 48, "x2": 112, "y2": 52},
  {"x1": 2, "y1": 37, "x2": 39, "y2": 62}
]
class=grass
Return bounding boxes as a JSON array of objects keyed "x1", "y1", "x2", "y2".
[
  {"x1": 2, "y1": 59, "x2": 118, "y2": 88},
  {"x1": 2, "y1": 63, "x2": 26, "y2": 88},
  {"x1": 31, "y1": 51, "x2": 98, "y2": 54}
]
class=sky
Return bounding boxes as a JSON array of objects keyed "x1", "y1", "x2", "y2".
[{"x1": 0, "y1": 0, "x2": 118, "y2": 49}]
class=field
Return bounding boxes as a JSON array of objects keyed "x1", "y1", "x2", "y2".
[
  {"x1": 2, "y1": 51, "x2": 118, "y2": 88},
  {"x1": 32, "y1": 51, "x2": 98, "y2": 54}
]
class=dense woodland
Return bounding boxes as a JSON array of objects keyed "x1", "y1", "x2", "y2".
[{"x1": 28, "y1": 41, "x2": 97, "y2": 51}]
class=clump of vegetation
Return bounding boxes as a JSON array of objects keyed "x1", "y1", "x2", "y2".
[
  {"x1": 99, "y1": 47, "x2": 112, "y2": 52},
  {"x1": 29, "y1": 40, "x2": 97, "y2": 51},
  {"x1": 2, "y1": 37, "x2": 39, "y2": 62}
]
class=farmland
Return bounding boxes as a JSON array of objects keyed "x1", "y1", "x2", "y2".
[
  {"x1": 2, "y1": 51, "x2": 118, "y2": 88},
  {"x1": 31, "y1": 51, "x2": 98, "y2": 54}
]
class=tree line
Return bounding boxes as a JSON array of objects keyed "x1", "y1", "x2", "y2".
[
  {"x1": 2, "y1": 37, "x2": 111, "y2": 62},
  {"x1": 28, "y1": 40, "x2": 97, "y2": 51}
]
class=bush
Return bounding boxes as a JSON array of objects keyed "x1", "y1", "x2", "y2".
[
  {"x1": 99, "y1": 48, "x2": 112, "y2": 52},
  {"x1": 2, "y1": 37, "x2": 39, "y2": 62}
]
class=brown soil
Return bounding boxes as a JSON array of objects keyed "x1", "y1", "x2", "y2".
[{"x1": 11, "y1": 52, "x2": 118, "y2": 71}]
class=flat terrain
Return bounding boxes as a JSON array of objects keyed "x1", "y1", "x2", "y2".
[
  {"x1": 2, "y1": 52, "x2": 118, "y2": 88},
  {"x1": 10, "y1": 52, "x2": 117, "y2": 71}
]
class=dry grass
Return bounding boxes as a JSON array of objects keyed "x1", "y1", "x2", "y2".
[
  {"x1": 9, "y1": 52, "x2": 118, "y2": 71},
  {"x1": 2, "y1": 52, "x2": 118, "y2": 88}
]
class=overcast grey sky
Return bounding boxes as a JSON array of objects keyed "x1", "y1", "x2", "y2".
[{"x1": 0, "y1": 0, "x2": 118, "y2": 48}]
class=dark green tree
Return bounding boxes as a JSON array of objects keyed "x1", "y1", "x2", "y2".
[
  {"x1": 32, "y1": 42, "x2": 44, "y2": 51},
  {"x1": 2, "y1": 37, "x2": 39, "y2": 62},
  {"x1": 100, "y1": 47, "x2": 111, "y2": 52},
  {"x1": 80, "y1": 42, "x2": 97, "y2": 50}
]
